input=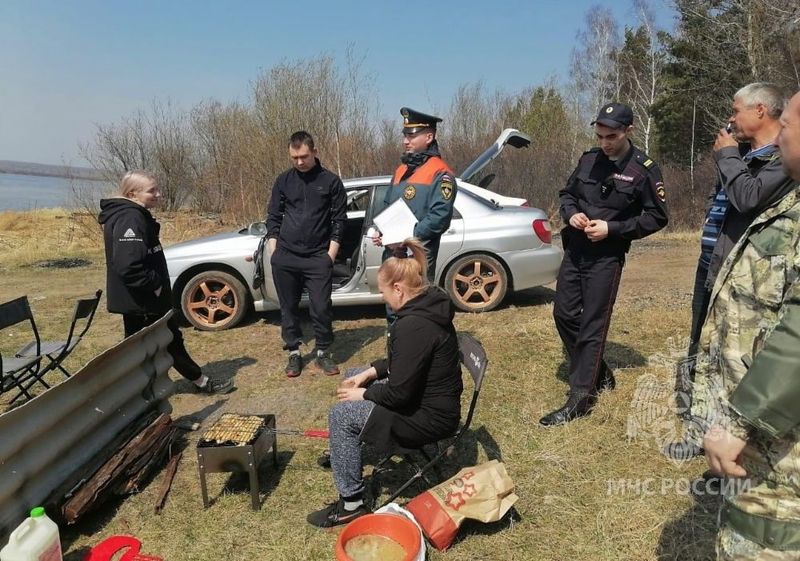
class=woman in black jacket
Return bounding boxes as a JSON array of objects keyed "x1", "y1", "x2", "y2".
[
  {"x1": 98, "y1": 171, "x2": 233, "y2": 394},
  {"x1": 307, "y1": 238, "x2": 463, "y2": 528}
]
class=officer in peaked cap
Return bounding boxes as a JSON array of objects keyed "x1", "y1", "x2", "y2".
[
  {"x1": 400, "y1": 107, "x2": 443, "y2": 134},
  {"x1": 371, "y1": 107, "x2": 456, "y2": 317},
  {"x1": 540, "y1": 101, "x2": 669, "y2": 427}
]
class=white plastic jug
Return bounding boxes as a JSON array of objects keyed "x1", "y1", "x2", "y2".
[{"x1": 0, "y1": 507, "x2": 63, "y2": 561}]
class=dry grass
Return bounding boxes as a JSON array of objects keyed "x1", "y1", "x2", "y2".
[{"x1": 0, "y1": 214, "x2": 718, "y2": 561}]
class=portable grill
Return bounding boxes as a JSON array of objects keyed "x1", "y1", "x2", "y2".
[{"x1": 197, "y1": 413, "x2": 277, "y2": 510}]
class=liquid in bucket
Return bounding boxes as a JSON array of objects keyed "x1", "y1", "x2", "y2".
[{"x1": 0, "y1": 507, "x2": 63, "y2": 561}]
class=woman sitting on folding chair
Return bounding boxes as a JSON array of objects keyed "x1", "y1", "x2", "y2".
[{"x1": 307, "y1": 237, "x2": 463, "y2": 528}]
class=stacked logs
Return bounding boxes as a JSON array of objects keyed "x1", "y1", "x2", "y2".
[{"x1": 62, "y1": 412, "x2": 178, "y2": 523}]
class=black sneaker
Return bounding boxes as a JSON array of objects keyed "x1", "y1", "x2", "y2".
[
  {"x1": 198, "y1": 378, "x2": 235, "y2": 394},
  {"x1": 307, "y1": 497, "x2": 369, "y2": 528},
  {"x1": 285, "y1": 353, "x2": 303, "y2": 378},
  {"x1": 314, "y1": 351, "x2": 339, "y2": 376}
]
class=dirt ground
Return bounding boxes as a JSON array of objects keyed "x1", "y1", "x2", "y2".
[{"x1": 0, "y1": 212, "x2": 717, "y2": 561}]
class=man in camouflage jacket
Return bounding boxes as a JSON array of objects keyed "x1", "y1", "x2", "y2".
[{"x1": 690, "y1": 90, "x2": 800, "y2": 559}]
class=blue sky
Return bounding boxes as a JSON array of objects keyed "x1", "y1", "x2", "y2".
[{"x1": 0, "y1": 1, "x2": 676, "y2": 165}]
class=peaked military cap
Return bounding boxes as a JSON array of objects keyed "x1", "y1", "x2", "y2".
[
  {"x1": 401, "y1": 107, "x2": 442, "y2": 134},
  {"x1": 591, "y1": 102, "x2": 634, "y2": 129}
]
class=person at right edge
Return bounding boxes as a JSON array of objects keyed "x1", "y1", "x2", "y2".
[
  {"x1": 539, "y1": 102, "x2": 668, "y2": 427},
  {"x1": 689, "y1": 90, "x2": 800, "y2": 560},
  {"x1": 666, "y1": 83, "x2": 794, "y2": 461}
]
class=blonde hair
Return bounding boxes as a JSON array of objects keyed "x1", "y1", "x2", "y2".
[
  {"x1": 118, "y1": 170, "x2": 157, "y2": 199},
  {"x1": 378, "y1": 238, "x2": 429, "y2": 297}
]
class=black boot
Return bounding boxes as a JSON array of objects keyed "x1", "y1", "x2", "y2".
[
  {"x1": 595, "y1": 366, "x2": 616, "y2": 393},
  {"x1": 539, "y1": 394, "x2": 595, "y2": 427}
]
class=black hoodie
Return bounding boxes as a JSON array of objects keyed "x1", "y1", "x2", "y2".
[
  {"x1": 361, "y1": 286, "x2": 463, "y2": 450},
  {"x1": 98, "y1": 198, "x2": 171, "y2": 315}
]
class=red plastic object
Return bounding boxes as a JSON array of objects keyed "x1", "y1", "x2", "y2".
[
  {"x1": 83, "y1": 535, "x2": 163, "y2": 561},
  {"x1": 335, "y1": 513, "x2": 421, "y2": 561},
  {"x1": 303, "y1": 429, "x2": 329, "y2": 439}
]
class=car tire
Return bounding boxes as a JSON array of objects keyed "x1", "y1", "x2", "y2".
[
  {"x1": 180, "y1": 270, "x2": 249, "y2": 331},
  {"x1": 444, "y1": 253, "x2": 508, "y2": 312}
]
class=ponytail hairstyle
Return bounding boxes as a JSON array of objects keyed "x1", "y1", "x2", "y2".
[
  {"x1": 378, "y1": 238, "x2": 429, "y2": 298},
  {"x1": 118, "y1": 170, "x2": 157, "y2": 199}
]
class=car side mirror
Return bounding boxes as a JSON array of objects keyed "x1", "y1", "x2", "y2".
[{"x1": 248, "y1": 222, "x2": 267, "y2": 236}]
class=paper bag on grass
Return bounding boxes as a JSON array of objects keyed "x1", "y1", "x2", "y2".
[{"x1": 405, "y1": 459, "x2": 518, "y2": 550}]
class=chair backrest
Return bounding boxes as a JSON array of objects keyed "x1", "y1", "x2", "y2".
[
  {"x1": 457, "y1": 332, "x2": 488, "y2": 435},
  {"x1": 0, "y1": 296, "x2": 41, "y2": 356},
  {"x1": 65, "y1": 289, "x2": 103, "y2": 343}
]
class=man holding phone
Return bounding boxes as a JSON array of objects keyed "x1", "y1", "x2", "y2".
[{"x1": 666, "y1": 83, "x2": 794, "y2": 460}]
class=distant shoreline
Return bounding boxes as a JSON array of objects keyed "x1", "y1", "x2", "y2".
[{"x1": 0, "y1": 160, "x2": 105, "y2": 182}]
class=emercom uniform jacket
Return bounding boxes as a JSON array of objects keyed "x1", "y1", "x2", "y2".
[
  {"x1": 361, "y1": 286, "x2": 463, "y2": 451},
  {"x1": 98, "y1": 197, "x2": 171, "y2": 316},
  {"x1": 706, "y1": 144, "x2": 795, "y2": 288},
  {"x1": 266, "y1": 159, "x2": 347, "y2": 256},
  {"x1": 384, "y1": 149, "x2": 456, "y2": 243},
  {"x1": 559, "y1": 145, "x2": 668, "y2": 254},
  {"x1": 690, "y1": 186, "x2": 800, "y2": 547}
]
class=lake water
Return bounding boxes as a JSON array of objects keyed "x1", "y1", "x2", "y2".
[{"x1": 0, "y1": 173, "x2": 112, "y2": 211}]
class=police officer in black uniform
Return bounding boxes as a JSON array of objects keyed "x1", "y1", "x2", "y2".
[
  {"x1": 267, "y1": 131, "x2": 347, "y2": 378},
  {"x1": 540, "y1": 102, "x2": 668, "y2": 427},
  {"x1": 373, "y1": 107, "x2": 456, "y2": 283}
]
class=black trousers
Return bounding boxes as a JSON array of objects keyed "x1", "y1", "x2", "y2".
[
  {"x1": 122, "y1": 313, "x2": 202, "y2": 382},
  {"x1": 688, "y1": 259, "x2": 711, "y2": 359},
  {"x1": 552, "y1": 248, "x2": 624, "y2": 397},
  {"x1": 270, "y1": 248, "x2": 334, "y2": 351}
]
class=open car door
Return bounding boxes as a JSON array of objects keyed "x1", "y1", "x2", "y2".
[{"x1": 459, "y1": 128, "x2": 531, "y2": 186}]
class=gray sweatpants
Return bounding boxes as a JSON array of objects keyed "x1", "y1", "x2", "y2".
[{"x1": 329, "y1": 367, "x2": 379, "y2": 498}]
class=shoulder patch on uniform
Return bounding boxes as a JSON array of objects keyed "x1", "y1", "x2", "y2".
[
  {"x1": 643, "y1": 158, "x2": 653, "y2": 168},
  {"x1": 655, "y1": 181, "x2": 666, "y2": 202},
  {"x1": 403, "y1": 185, "x2": 416, "y2": 200},
  {"x1": 440, "y1": 173, "x2": 454, "y2": 201}
]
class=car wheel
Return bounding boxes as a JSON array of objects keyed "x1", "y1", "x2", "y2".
[
  {"x1": 180, "y1": 270, "x2": 249, "y2": 331},
  {"x1": 444, "y1": 254, "x2": 508, "y2": 312}
]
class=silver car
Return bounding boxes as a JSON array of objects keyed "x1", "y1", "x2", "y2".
[{"x1": 164, "y1": 129, "x2": 562, "y2": 331}]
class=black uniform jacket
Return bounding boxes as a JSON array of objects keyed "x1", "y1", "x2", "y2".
[
  {"x1": 266, "y1": 159, "x2": 347, "y2": 256},
  {"x1": 98, "y1": 197, "x2": 172, "y2": 316},
  {"x1": 559, "y1": 145, "x2": 669, "y2": 253},
  {"x1": 361, "y1": 286, "x2": 463, "y2": 451}
]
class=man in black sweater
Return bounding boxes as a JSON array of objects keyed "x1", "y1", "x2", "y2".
[{"x1": 266, "y1": 131, "x2": 347, "y2": 377}]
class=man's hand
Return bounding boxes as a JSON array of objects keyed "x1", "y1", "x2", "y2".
[
  {"x1": 714, "y1": 127, "x2": 738, "y2": 151},
  {"x1": 585, "y1": 220, "x2": 609, "y2": 242},
  {"x1": 268, "y1": 238, "x2": 277, "y2": 254},
  {"x1": 328, "y1": 249, "x2": 337, "y2": 263},
  {"x1": 337, "y1": 387, "x2": 366, "y2": 402},
  {"x1": 703, "y1": 425, "x2": 748, "y2": 478},
  {"x1": 569, "y1": 212, "x2": 590, "y2": 230}
]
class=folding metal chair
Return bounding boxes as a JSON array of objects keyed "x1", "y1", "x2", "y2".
[
  {"x1": 17, "y1": 289, "x2": 102, "y2": 380},
  {"x1": 371, "y1": 332, "x2": 488, "y2": 508},
  {"x1": 0, "y1": 296, "x2": 44, "y2": 403}
]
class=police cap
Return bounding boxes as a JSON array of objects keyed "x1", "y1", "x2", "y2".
[
  {"x1": 591, "y1": 102, "x2": 634, "y2": 129},
  {"x1": 401, "y1": 107, "x2": 442, "y2": 134}
]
